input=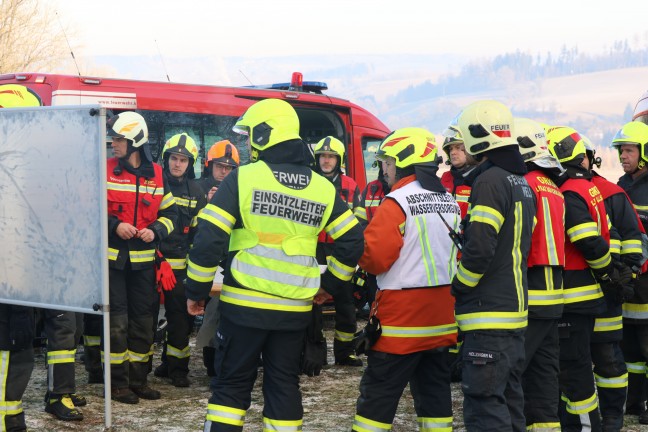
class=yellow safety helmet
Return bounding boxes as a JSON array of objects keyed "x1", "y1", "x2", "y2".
[
  {"x1": 376, "y1": 127, "x2": 438, "y2": 168},
  {"x1": 314, "y1": 136, "x2": 345, "y2": 159},
  {"x1": 163, "y1": 133, "x2": 199, "y2": 162},
  {"x1": 514, "y1": 118, "x2": 550, "y2": 163},
  {"x1": 107, "y1": 111, "x2": 148, "y2": 147},
  {"x1": 0, "y1": 84, "x2": 42, "y2": 107},
  {"x1": 232, "y1": 98, "x2": 301, "y2": 151},
  {"x1": 546, "y1": 126, "x2": 587, "y2": 165},
  {"x1": 611, "y1": 121, "x2": 648, "y2": 168},
  {"x1": 456, "y1": 100, "x2": 518, "y2": 155}
]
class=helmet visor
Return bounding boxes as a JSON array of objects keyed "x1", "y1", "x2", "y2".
[
  {"x1": 232, "y1": 124, "x2": 250, "y2": 136},
  {"x1": 612, "y1": 128, "x2": 634, "y2": 145}
]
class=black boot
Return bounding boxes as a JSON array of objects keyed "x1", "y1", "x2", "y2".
[
  {"x1": 130, "y1": 385, "x2": 161, "y2": 400},
  {"x1": 45, "y1": 394, "x2": 84, "y2": 421}
]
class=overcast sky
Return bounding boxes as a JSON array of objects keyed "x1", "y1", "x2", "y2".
[{"x1": 56, "y1": 0, "x2": 648, "y2": 59}]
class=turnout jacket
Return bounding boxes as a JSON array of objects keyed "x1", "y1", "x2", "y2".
[
  {"x1": 186, "y1": 160, "x2": 364, "y2": 331},
  {"x1": 619, "y1": 170, "x2": 648, "y2": 322},
  {"x1": 440, "y1": 167, "x2": 471, "y2": 219},
  {"x1": 107, "y1": 158, "x2": 178, "y2": 270},
  {"x1": 452, "y1": 162, "x2": 536, "y2": 332},
  {"x1": 524, "y1": 168, "x2": 566, "y2": 319},
  {"x1": 360, "y1": 175, "x2": 458, "y2": 354},
  {"x1": 591, "y1": 172, "x2": 642, "y2": 340},
  {"x1": 559, "y1": 177, "x2": 610, "y2": 315},
  {"x1": 159, "y1": 172, "x2": 207, "y2": 270}
]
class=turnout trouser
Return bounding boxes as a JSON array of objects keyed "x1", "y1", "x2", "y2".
[
  {"x1": 332, "y1": 281, "x2": 357, "y2": 360},
  {"x1": 159, "y1": 270, "x2": 194, "y2": 379},
  {"x1": 621, "y1": 322, "x2": 648, "y2": 414},
  {"x1": 522, "y1": 318, "x2": 561, "y2": 431},
  {"x1": 591, "y1": 341, "x2": 627, "y2": 431},
  {"x1": 558, "y1": 313, "x2": 601, "y2": 432},
  {"x1": 353, "y1": 348, "x2": 453, "y2": 431},
  {"x1": 461, "y1": 330, "x2": 526, "y2": 432},
  {"x1": 204, "y1": 316, "x2": 304, "y2": 432},
  {"x1": 107, "y1": 265, "x2": 157, "y2": 389},
  {"x1": 43, "y1": 309, "x2": 78, "y2": 396}
]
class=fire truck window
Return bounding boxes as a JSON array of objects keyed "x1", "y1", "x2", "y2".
[
  {"x1": 295, "y1": 108, "x2": 345, "y2": 146},
  {"x1": 362, "y1": 137, "x2": 382, "y2": 184}
]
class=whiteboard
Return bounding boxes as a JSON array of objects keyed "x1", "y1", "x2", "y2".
[{"x1": 0, "y1": 105, "x2": 107, "y2": 313}]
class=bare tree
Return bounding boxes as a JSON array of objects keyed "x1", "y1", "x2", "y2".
[{"x1": 0, "y1": 0, "x2": 72, "y2": 73}]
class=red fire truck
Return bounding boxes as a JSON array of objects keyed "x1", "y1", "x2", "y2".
[{"x1": 0, "y1": 72, "x2": 389, "y2": 188}]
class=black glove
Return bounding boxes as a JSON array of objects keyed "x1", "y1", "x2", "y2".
[
  {"x1": 351, "y1": 269, "x2": 369, "y2": 309},
  {"x1": 599, "y1": 262, "x2": 634, "y2": 303},
  {"x1": 301, "y1": 304, "x2": 327, "y2": 377},
  {"x1": 8, "y1": 307, "x2": 34, "y2": 351},
  {"x1": 354, "y1": 316, "x2": 382, "y2": 356}
]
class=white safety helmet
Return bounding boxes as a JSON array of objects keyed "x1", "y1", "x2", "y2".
[
  {"x1": 457, "y1": 100, "x2": 518, "y2": 155},
  {"x1": 107, "y1": 111, "x2": 148, "y2": 147}
]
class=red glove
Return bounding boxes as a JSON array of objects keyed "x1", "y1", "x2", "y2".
[{"x1": 155, "y1": 250, "x2": 177, "y2": 291}]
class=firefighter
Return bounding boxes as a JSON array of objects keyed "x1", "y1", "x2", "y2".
[
  {"x1": 185, "y1": 98, "x2": 364, "y2": 431},
  {"x1": 200, "y1": 139, "x2": 240, "y2": 200},
  {"x1": 101, "y1": 111, "x2": 178, "y2": 404},
  {"x1": 0, "y1": 83, "x2": 40, "y2": 432},
  {"x1": 611, "y1": 121, "x2": 648, "y2": 424},
  {"x1": 196, "y1": 139, "x2": 241, "y2": 376},
  {"x1": 352, "y1": 127, "x2": 459, "y2": 431},
  {"x1": 313, "y1": 136, "x2": 363, "y2": 367},
  {"x1": 440, "y1": 122, "x2": 472, "y2": 219},
  {"x1": 515, "y1": 118, "x2": 566, "y2": 432},
  {"x1": 546, "y1": 126, "x2": 630, "y2": 431},
  {"x1": 453, "y1": 100, "x2": 535, "y2": 432},
  {"x1": 581, "y1": 135, "x2": 640, "y2": 432},
  {"x1": 152, "y1": 133, "x2": 207, "y2": 387}
]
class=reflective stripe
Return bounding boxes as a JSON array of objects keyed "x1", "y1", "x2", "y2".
[
  {"x1": 167, "y1": 257, "x2": 187, "y2": 270},
  {"x1": 47, "y1": 349, "x2": 76, "y2": 364},
  {"x1": 325, "y1": 210, "x2": 358, "y2": 240},
  {"x1": 593, "y1": 315, "x2": 623, "y2": 332},
  {"x1": 398, "y1": 221, "x2": 405, "y2": 236},
  {"x1": 528, "y1": 289, "x2": 564, "y2": 306},
  {"x1": 205, "y1": 404, "x2": 246, "y2": 427},
  {"x1": 567, "y1": 222, "x2": 599, "y2": 242},
  {"x1": 586, "y1": 251, "x2": 611, "y2": 270},
  {"x1": 108, "y1": 247, "x2": 119, "y2": 261},
  {"x1": 221, "y1": 285, "x2": 313, "y2": 312},
  {"x1": 626, "y1": 362, "x2": 646, "y2": 374},
  {"x1": 381, "y1": 323, "x2": 457, "y2": 338},
  {"x1": 175, "y1": 196, "x2": 197, "y2": 208},
  {"x1": 470, "y1": 204, "x2": 504, "y2": 232},
  {"x1": 159, "y1": 192, "x2": 175, "y2": 210},
  {"x1": 263, "y1": 416, "x2": 303, "y2": 431},
  {"x1": 199, "y1": 204, "x2": 236, "y2": 235},
  {"x1": 167, "y1": 344, "x2": 190, "y2": 359},
  {"x1": 456, "y1": 310, "x2": 527, "y2": 331},
  {"x1": 513, "y1": 202, "x2": 524, "y2": 312},
  {"x1": 83, "y1": 335, "x2": 100, "y2": 346},
  {"x1": 0, "y1": 400, "x2": 23, "y2": 416},
  {"x1": 563, "y1": 284, "x2": 603, "y2": 304},
  {"x1": 623, "y1": 303, "x2": 648, "y2": 319},
  {"x1": 334, "y1": 330, "x2": 355, "y2": 342},
  {"x1": 621, "y1": 239, "x2": 642, "y2": 254},
  {"x1": 456, "y1": 262, "x2": 482, "y2": 288},
  {"x1": 609, "y1": 238, "x2": 621, "y2": 255},
  {"x1": 542, "y1": 197, "x2": 560, "y2": 265},
  {"x1": 526, "y1": 422, "x2": 562, "y2": 432},
  {"x1": 418, "y1": 416, "x2": 453, "y2": 432},
  {"x1": 352, "y1": 414, "x2": 391, "y2": 431},
  {"x1": 128, "y1": 350, "x2": 150, "y2": 363},
  {"x1": 354, "y1": 207, "x2": 367, "y2": 221},
  {"x1": 327, "y1": 256, "x2": 355, "y2": 281},
  {"x1": 594, "y1": 372, "x2": 628, "y2": 388},
  {"x1": 187, "y1": 258, "x2": 218, "y2": 283},
  {"x1": 232, "y1": 247, "x2": 320, "y2": 291},
  {"x1": 130, "y1": 249, "x2": 155, "y2": 263},
  {"x1": 415, "y1": 216, "x2": 439, "y2": 286},
  {"x1": 560, "y1": 392, "x2": 598, "y2": 414},
  {"x1": 105, "y1": 350, "x2": 128, "y2": 365},
  {"x1": 158, "y1": 216, "x2": 174, "y2": 235}
]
